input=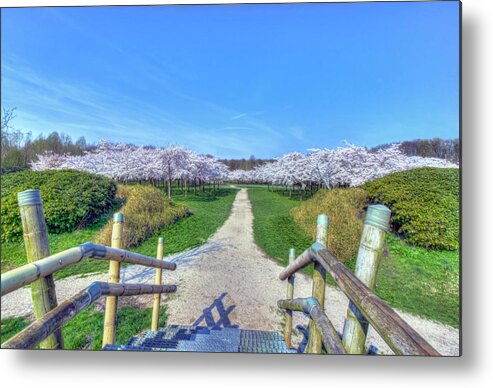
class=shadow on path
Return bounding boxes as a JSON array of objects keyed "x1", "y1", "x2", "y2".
[
  {"x1": 120, "y1": 241, "x2": 224, "y2": 283},
  {"x1": 193, "y1": 292, "x2": 238, "y2": 328}
]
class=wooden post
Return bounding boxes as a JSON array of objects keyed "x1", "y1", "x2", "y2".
[
  {"x1": 102, "y1": 212, "x2": 123, "y2": 347},
  {"x1": 283, "y1": 248, "x2": 296, "y2": 348},
  {"x1": 18, "y1": 189, "x2": 63, "y2": 349},
  {"x1": 342, "y1": 204, "x2": 391, "y2": 354},
  {"x1": 151, "y1": 237, "x2": 165, "y2": 331},
  {"x1": 306, "y1": 214, "x2": 329, "y2": 354}
]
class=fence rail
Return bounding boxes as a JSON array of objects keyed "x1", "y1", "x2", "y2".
[
  {"x1": 1, "y1": 189, "x2": 177, "y2": 350},
  {"x1": 278, "y1": 297, "x2": 346, "y2": 354},
  {"x1": 277, "y1": 206, "x2": 441, "y2": 356},
  {"x1": 1, "y1": 243, "x2": 176, "y2": 297},
  {"x1": 3, "y1": 282, "x2": 177, "y2": 349}
]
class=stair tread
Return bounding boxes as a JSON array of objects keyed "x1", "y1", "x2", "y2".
[{"x1": 104, "y1": 324, "x2": 297, "y2": 354}]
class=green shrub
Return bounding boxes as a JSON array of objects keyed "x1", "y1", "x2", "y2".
[
  {"x1": 291, "y1": 188, "x2": 368, "y2": 262},
  {"x1": 96, "y1": 185, "x2": 190, "y2": 249},
  {"x1": 362, "y1": 167, "x2": 459, "y2": 250},
  {"x1": 1, "y1": 170, "x2": 117, "y2": 241}
]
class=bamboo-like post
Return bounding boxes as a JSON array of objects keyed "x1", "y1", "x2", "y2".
[
  {"x1": 151, "y1": 237, "x2": 165, "y2": 331},
  {"x1": 306, "y1": 214, "x2": 329, "y2": 354},
  {"x1": 18, "y1": 189, "x2": 63, "y2": 349},
  {"x1": 102, "y1": 213, "x2": 124, "y2": 347},
  {"x1": 283, "y1": 248, "x2": 296, "y2": 348},
  {"x1": 342, "y1": 204, "x2": 391, "y2": 354}
]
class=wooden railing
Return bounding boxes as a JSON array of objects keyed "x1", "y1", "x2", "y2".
[
  {"x1": 278, "y1": 206, "x2": 441, "y2": 356},
  {"x1": 1, "y1": 189, "x2": 177, "y2": 350}
]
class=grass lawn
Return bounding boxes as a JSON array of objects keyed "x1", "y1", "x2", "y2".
[
  {"x1": 246, "y1": 186, "x2": 313, "y2": 274},
  {"x1": 131, "y1": 187, "x2": 238, "y2": 257},
  {"x1": 375, "y1": 234, "x2": 459, "y2": 327},
  {"x1": 1, "y1": 306, "x2": 167, "y2": 350},
  {"x1": 1, "y1": 187, "x2": 238, "y2": 279},
  {"x1": 246, "y1": 186, "x2": 459, "y2": 327}
]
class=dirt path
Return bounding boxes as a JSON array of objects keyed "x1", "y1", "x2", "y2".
[{"x1": 1, "y1": 188, "x2": 459, "y2": 355}]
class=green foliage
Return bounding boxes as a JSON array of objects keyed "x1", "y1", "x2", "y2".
[
  {"x1": 363, "y1": 167, "x2": 459, "y2": 250},
  {"x1": 1, "y1": 169, "x2": 117, "y2": 241},
  {"x1": 291, "y1": 188, "x2": 368, "y2": 262},
  {"x1": 247, "y1": 187, "x2": 313, "y2": 270},
  {"x1": 1, "y1": 316, "x2": 30, "y2": 343},
  {"x1": 96, "y1": 185, "x2": 190, "y2": 249},
  {"x1": 1, "y1": 202, "x2": 120, "y2": 277}
]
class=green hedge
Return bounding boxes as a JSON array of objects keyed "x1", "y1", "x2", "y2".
[
  {"x1": 1, "y1": 169, "x2": 117, "y2": 241},
  {"x1": 362, "y1": 167, "x2": 459, "y2": 250}
]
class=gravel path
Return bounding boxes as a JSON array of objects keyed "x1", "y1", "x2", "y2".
[{"x1": 1, "y1": 188, "x2": 459, "y2": 355}]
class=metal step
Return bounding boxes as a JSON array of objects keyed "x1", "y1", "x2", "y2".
[{"x1": 104, "y1": 325, "x2": 297, "y2": 354}]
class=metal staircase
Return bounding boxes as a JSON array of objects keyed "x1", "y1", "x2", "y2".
[{"x1": 104, "y1": 325, "x2": 297, "y2": 353}]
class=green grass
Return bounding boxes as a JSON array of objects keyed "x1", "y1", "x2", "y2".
[
  {"x1": 1, "y1": 316, "x2": 31, "y2": 343},
  {"x1": 1, "y1": 306, "x2": 167, "y2": 349},
  {"x1": 374, "y1": 234, "x2": 459, "y2": 327},
  {"x1": 132, "y1": 187, "x2": 238, "y2": 257},
  {"x1": 247, "y1": 186, "x2": 459, "y2": 327},
  {"x1": 1, "y1": 187, "x2": 238, "y2": 279},
  {"x1": 246, "y1": 187, "x2": 313, "y2": 273}
]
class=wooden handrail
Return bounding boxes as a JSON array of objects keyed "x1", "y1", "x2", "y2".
[
  {"x1": 278, "y1": 297, "x2": 346, "y2": 354},
  {"x1": 278, "y1": 243, "x2": 440, "y2": 355},
  {"x1": 1, "y1": 242, "x2": 177, "y2": 296},
  {"x1": 2, "y1": 281, "x2": 177, "y2": 349},
  {"x1": 278, "y1": 245, "x2": 318, "y2": 280},
  {"x1": 311, "y1": 248, "x2": 440, "y2": 356}
]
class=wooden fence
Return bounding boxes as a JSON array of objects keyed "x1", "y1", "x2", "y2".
[
  {"x1": 1, "y1": 189, "x2": 441, "y2": 355},
  {"x1": 278, "y1": 206, "x2": 441, "y2": 356},
  {"x1": 1, "y1": 189, "x2": 177, "y2": 350}
]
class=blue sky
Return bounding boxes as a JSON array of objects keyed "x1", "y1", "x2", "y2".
[{"x1": 1, "y1": 1, "x2": 459, "y2": 159}]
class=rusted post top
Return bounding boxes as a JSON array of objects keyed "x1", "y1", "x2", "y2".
[
  {"x1": 17, "y1": 189, "x2": 43, "y2": 206},
  {"x1": 113, "y1": 212, "x2": 124, "y2": 223},
  {"x1": 364, "y1": 204, "x2": 391, "y2": 231}
]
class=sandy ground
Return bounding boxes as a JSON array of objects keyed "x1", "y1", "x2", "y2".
[{"x1": 1, "y1": 188, "x2": 459, "y2": 355}]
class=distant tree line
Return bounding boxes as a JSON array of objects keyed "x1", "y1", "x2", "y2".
[
  {"x1": 371, "y1": 138, "x2": 459, "y2": 163},
  {"x1": 1, "y1": 108, "x2": 94, "y2": 173},
  {"x1": 1, "y1": 106, "x2": 459, "y2": 174},
  {"x1": 219, "y1": 155, "x2": 274, "y2": 171}
]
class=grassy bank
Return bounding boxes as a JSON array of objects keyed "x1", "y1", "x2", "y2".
[
  {"x1": 1, "y1": 306, "x2": 167, "y2": 349},
  {"x1": 246, "y1": 187, "x2": 313, "y2": 272},
  {"x1": 132, "y1": 187, "x2": 238, "y2": 257},
  {"x1": 247, "y1": 186, "x2": 459, "y2": 327}
]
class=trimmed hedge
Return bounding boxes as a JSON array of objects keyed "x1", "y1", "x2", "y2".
[
  {"x1": 1, "y1": 169, "x2": 117, "y2": 241},
  {"x1": 291, "y1": 188, "x2": 368, "y2": 262},
  {"x1": 96, "y1": 185, "x2": 190, "y2": 249},
  {"x1": 362, "y1": 167, "x2": 459, "y2": 250}
]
